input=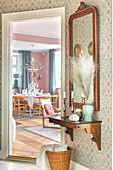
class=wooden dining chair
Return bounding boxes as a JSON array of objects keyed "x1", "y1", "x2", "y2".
[
  {"x1": 13, "y1": 96, "x2": 29, "y2": 117},
  {"x1": 42, "y1": 106, "x2": 61, "y2": 129},
  {"x1": 33, "y1": 96, "x2": 51, "y2": 117},
  {"x1": 50, "y1": 95, "x2": 58, "y2": 108},
  {"x1": 33, "y1": 97, "x2": 39, "y2": 116},
  {"x1": 40, "y1": 96, "x2": 60, "y2": 129}
]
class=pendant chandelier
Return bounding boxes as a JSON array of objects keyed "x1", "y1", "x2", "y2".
[{"x1": 24, "y1": 45, "x2": 44, "y2": 77}]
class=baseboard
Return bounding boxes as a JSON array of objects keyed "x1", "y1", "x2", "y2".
[
  {"x1": 70, "y1": 160, "x2": 91, "y2": 170},
  {"x1": 6, "y1": 156, "x2": 36, "y2": 163}
]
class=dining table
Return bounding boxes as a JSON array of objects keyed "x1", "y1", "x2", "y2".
[{"x1": 12, "y1": 93, "x2": 51, "y2": 117}]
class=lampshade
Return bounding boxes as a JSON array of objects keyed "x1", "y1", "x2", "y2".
[{"x1": 13, "y1": 74, "x2": 19, "y2": 78}]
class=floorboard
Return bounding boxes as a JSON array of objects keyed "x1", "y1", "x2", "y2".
[{"x1": 12, "y1": 118, "x2": 59, "y2": 158}]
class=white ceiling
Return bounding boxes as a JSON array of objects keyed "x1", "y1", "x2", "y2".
[
  {"x1": 12, "y1": 16, "x2": 61, "y2": 52},
  {"x1": 12, "y1": 16, "x2": 61, "y2": 38},
  {"x1": 13, "y1": 40, "x2": 61, "y2": 52}
]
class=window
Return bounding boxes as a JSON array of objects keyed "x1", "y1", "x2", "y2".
[
  {"x1": 12, "y1": 53, "x2": 19, "y2": 75},
  {"x1": 55, "y1": 50, "x2": 61, "y2": 88},
  {"x1": 12, "y1": 53, "x2": 19, "y2": 86}
]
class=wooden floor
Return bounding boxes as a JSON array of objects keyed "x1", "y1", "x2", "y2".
[{"x1": 12, "y1": 118, "x2": 58, "y2": 158}]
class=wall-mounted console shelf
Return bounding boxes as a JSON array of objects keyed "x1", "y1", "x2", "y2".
[{"x1": 49, "y1": 116, "x2": 102, "y2": 151}]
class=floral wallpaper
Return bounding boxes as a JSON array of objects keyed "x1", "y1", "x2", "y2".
[{"x1": 0, "y1": 0, "x2": 112, "y2": 169}]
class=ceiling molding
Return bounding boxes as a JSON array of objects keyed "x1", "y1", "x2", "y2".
[
  {"x1": 13, "y1": 40, "x2": 61, "y2": 52},
  {"x1": 13, "y1": 31, "x2": 61, "y2": 39},
  {"x1": 13, "y1": 33, "x2": 61, "y2": 45}
]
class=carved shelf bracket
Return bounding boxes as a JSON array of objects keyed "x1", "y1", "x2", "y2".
[
  {"x1": 65, "y1": 124, "x2": 101, "y2": 151},
  {"x1": 65, "y1": 128, "x2": 73, "y2": 141},
  {"x1": 49, "y1": 117, "x2": 102, "y2": 151},
  {"x1": 85, "y1": 124, "x2": 101, "y2": 151}
]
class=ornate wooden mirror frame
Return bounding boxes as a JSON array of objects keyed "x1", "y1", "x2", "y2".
[{"x1": 69, "y1": 2, "x2": 100, "y2": 111}]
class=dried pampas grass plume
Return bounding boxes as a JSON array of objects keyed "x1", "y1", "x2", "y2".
[{"x1": 70, "y1": 56, "x2": 95, "y2": 101}]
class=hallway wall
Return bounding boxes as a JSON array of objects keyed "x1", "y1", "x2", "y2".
[{"x1": 0, "y1": 0, "x2": 112, "y2": 169}]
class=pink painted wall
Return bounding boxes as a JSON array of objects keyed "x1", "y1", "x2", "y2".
[
  {"x1": 31, "y1": 51, "x2": 49, "y2": 93},
  {"x1": 56, "y1": 88, "x2": 61, "y2": 108},
  {"x1": 13, "y1": 33, "x2": 61, "y2": 45},
  {"x1": 55, "y1": 48, "x2": 61, "y2": 52},
  {"x1": 13, "y1": 50, "x2": 19, "y2": 53},
  {"x1": 13, "y1": 34, "x2": 61, "y2": 96}
]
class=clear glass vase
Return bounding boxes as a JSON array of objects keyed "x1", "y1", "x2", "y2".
[{"x1": 83, "y1": 103, "x2": 94, "y2": 121}]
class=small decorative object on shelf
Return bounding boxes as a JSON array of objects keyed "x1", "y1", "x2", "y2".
[
  {"x1": 71, "y1": 91, "x2": 74, "y2": 113},
  {"x1": 83, "y1": 101, "x2": 94, "y2": 121},
  {"x1": 82, "y1": 97, "x2": 86, "y2": 103},
  {"x1": 63, "y1": 92, "x2": 66, "y2": 119},
  {"x1": 69, "y1": 114, "x2": 79, "y2": 121},
  {"x1": 75, "y1": 109, "x2": 83, "y2": 121}
]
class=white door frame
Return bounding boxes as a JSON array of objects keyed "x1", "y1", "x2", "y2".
[{"x1": 1, "y1": 7, "x2": 65, "y2": 159}]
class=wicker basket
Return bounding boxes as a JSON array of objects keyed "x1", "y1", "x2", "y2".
[{"x1": 47, "y1": 146, "x2": 72, "y2": 170}]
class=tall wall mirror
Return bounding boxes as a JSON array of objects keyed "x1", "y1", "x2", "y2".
[{"x1": 69, "y1": 2, "x2": 100, "y2": 111}]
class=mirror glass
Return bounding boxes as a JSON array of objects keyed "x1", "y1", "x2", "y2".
[{"x1": 72, "y1": 13, "x2": 94, "y2": 104}]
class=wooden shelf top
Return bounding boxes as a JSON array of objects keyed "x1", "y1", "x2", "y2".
[{"x1": 49, "y1": 116, "x2": 102, "y2": 125}]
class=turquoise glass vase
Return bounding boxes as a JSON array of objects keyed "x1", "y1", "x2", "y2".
[{"x1": 83, "y1": 103, "x2": 94, "y2": 121}]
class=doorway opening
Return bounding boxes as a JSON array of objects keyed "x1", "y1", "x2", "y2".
[
  {"x1": 12, "y1": 16, "x2": 61, "y2": 158},
  {"x1": 2, "y1": 7, "x2": 65, "y2": 160}
]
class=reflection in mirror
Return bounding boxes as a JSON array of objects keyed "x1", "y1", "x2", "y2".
[
  {"x1": 88, "y1": 41, "x2": 93, "y2": 55},
  {"x1": 72, "y1": 13, "x2": 93, "y2": 104}
]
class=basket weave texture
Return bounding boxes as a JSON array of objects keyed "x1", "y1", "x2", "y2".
[{"x1": 47, "y1": 146, "x2": 72, "y2": 170}]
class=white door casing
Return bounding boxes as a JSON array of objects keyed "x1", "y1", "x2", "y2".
[{"x1": 2, "y1": 7, "x2": 65, "y2": 159}]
